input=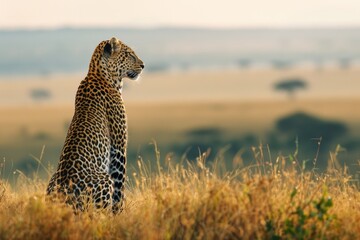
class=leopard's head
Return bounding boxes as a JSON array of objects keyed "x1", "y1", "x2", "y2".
[{"x1": 90, "y1": 37, "x2": 144, "y2": 84}]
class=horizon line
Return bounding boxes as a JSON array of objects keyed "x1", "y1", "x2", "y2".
[{"x1": 1, "y1": 24, "x2": 360, "y2": 31}]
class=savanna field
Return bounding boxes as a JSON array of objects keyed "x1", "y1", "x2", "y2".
[
  {"x1": 1, "y1": 29, "x2": 360, "y2": 239},
  {"x1": 0, "y1": 144, "x2": 359, "y2": 240},
  {"x1": 1, "y1": 5, "x2": 360, "y2": 238},
  {"x1": 0, "y1": 68, "x2": 360, "y2": 239}
]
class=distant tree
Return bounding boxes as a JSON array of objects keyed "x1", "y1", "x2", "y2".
[
  {"x1": 271, "y1": 60, "x2": 292, "y2": 69},
  {"x1": 276, "y1": 112, "x2": 347, "y2": 142},
  {"x1": 274, "y1": 78, "x2": 307, "y2": 100},
  {"x1": 30, "y1": 88, "x2": 51, "y2": 101},
  {"x1": 238, "y1": 59, "x2": 251, "y2": 68},
  {"x1": 273, "y1": 112, "x2": 347, "y2": 169},
  {"x1": 339, "y1": 58, "x2": 351, "y2": 69}
]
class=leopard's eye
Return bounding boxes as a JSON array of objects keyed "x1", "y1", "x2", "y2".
[{"x1": 129, "y1": 53, "x2": 137, "y2": 62}]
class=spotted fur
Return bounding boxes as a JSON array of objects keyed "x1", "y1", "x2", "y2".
[{"x1": 46, "y1": 37, "x2": 144, "y2": 213}]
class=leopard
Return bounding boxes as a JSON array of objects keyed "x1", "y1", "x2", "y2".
[{"x1": 46, "y1": 37, "x2": 144, "y2": 213}]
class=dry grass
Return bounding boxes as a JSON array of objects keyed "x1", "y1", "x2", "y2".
[{"x1": 0, "y1": 146, "x2": 359, "y2": 240}]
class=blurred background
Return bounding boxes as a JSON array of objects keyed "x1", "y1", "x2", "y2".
[{"x1": 1, "y1": 0, "x2": 360, "y2": 182}]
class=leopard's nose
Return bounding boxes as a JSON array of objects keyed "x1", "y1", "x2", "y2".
[{"x1": 140, "y1": 64, "x2": 145, "y2": 69}]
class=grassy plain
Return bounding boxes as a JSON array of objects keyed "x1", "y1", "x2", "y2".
[
  {"x1": 0, "y1": 69, "x2": 360, "y2": 238},
  {"x1": 0, "y1": 149, "x2": 359, "y2": 239}
]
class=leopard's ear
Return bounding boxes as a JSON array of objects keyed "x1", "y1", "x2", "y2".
[
  {"x1": 104, "y1": 37, "x2": 122, "y2": 57},
  {"x1": 110, "y1": 37, "x2": 122, "y2": 53}
]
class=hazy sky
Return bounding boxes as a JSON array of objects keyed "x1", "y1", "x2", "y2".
[{"x1": 1, "y1": 0, "x2": 360, "y2": 29}]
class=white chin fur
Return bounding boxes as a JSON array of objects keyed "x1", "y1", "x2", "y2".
[{"x1": 132, "y1": 75, "x2": 141, "y2": 81}]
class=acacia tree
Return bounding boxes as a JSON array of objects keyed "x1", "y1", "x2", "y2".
[
  {"x1": 30, "y1": 88, "x2": 52, "y2": 101},
  {"x1": 274, "y1": 78, "x2": 307, "y2": 100}
]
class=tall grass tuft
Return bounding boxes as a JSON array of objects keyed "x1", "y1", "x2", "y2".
[{"x1": 0, "y1": 145, "x2": 359, "y2": 240}]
